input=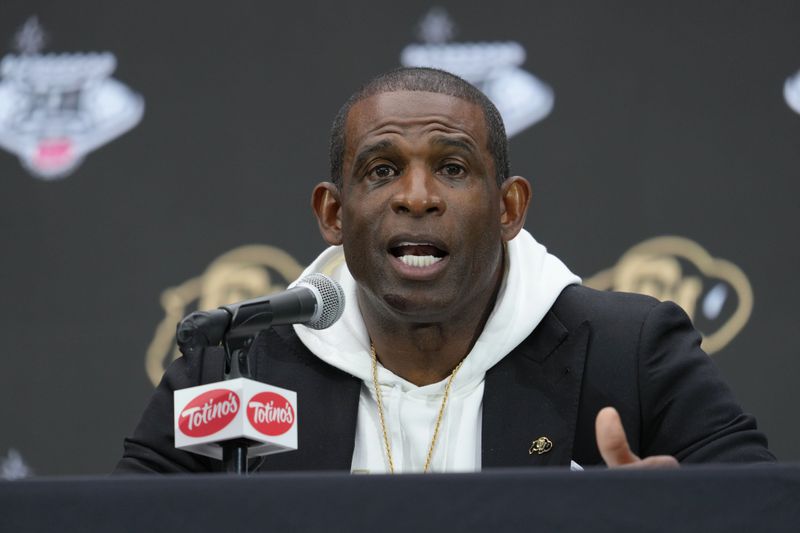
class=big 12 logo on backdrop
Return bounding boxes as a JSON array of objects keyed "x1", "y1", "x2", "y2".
[
  {"x1": 0, "y1": 17, "x2": 144, "y2": 180},
  {"x1": 400, "y1": 7, "x2": 554, "y2": 138},
  {"x1": 785, "y1": 68, "x2": 800, "y2": 116}
]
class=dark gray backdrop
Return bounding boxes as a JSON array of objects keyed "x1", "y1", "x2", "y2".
[{"x1": 0, "y1": 0, "x2": 797, "y2": 475}]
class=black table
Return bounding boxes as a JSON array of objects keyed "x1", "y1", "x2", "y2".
[{"x1": 2, "y1": 465, "x2": 798, "y2": 532}]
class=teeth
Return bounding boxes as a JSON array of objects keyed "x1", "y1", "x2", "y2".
[{"x1": 399, "y1": 255, "x2": 442, "y2": 268}]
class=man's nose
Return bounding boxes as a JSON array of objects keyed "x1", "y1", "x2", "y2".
[{"x1": 390, "y1": 165, "x2": 445, "y2": 216}]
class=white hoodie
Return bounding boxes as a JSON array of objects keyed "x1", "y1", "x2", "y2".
[{"x1": 293, "y1": 229, "x2": 580, "y2": 473}]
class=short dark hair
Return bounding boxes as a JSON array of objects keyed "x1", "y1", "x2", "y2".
[{"x1": 329, "y1": 67, "x2": 509, "y2": 188}]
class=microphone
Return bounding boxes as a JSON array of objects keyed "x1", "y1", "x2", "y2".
[
  {"x1": 223, "y1": 272, "x2": 345, "y2": 336},
  {"x1": 176, "y1": 273, "x2": 345, "y2": 356},
  {"x1": 173, "y1": 273, "x2": 345, "y2": 474}
]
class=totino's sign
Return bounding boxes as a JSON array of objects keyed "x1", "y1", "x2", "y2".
[
  {"x1": 174, "y1": 378, "x2": 298, "y2": 460},
  {"x1": 178, "y1": 389, "x2": 240, "y2": 437},
  {"x1": 247, "y1": 392, "x2": 296, "y2": 436}
]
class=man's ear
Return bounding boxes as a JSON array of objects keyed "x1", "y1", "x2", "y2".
[
  {"x1": 311, "y1": 182, "x2": 343, "y2": 245},
  {"x1": 499, "y1": 176, "x2": 532, "y2": 242}
]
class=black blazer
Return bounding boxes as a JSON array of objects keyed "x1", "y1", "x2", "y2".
[{"x1": 115, "y1": 286, "x2": 773, "y2": 474}]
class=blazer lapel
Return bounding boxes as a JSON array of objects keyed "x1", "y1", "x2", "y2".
[
  {"x1": 238, "y1": 315, "x2": 588, "y2": 471},
  {"x1": 248, "y1": 326, "x2": 362, "y2": 472},
  {"x1": 482, "y1": 313, "x2": 589, "y2": 468}
]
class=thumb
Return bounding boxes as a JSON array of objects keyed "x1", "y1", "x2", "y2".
[{"x1": 595, "y1": 406, "x2": 640, "y2": 467}]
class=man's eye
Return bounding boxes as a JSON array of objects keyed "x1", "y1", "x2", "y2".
[
  {"x1": 439, "y1": 164, "x2": 466, "y2": 177},
  {"x1": 368, "y1": 165, "x2": 397, "y2": 179}
]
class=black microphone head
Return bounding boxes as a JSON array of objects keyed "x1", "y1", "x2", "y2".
[{"x1": 295, "y1": 273, "x2": 345, "y2": 329}]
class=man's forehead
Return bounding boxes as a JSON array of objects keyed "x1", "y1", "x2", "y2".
[{"x1": 343, "y1": 90, "x2": 488, "y2": 147}]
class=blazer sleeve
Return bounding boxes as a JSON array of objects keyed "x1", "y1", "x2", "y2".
[
  {"x1": 113, "y1": 347, "x2": 227, "y2": 474},
  {"x1": 636, "y1": 301, "x2": 775, "y2": 463}
]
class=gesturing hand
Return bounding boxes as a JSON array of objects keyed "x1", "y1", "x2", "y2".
[{"x1": 595, "y1": 406, "x2": 680, "y2": 468}]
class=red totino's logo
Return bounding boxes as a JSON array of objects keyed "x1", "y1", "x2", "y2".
[
  {"x1": 247, "y1": 392, "x2": 295, "y2": 436},
  {"x1": 178, "y1": 389, "x2": 239, "y2": 437}
]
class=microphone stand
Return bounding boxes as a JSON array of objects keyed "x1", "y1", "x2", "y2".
[
  {"x1": 176, "y1": 312, "x2": 263, "y2": 475},
  {"x1": 174, "y1": 274, "x2": 343, "y2": 476},
  {"x1": 222, "y1": 441, "x2": 250, "y2": 475},
  {"x1": 220, "y1": 335, "x2": 257, "y2": 475}
]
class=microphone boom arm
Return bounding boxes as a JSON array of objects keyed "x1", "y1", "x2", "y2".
[{"x1": 175, "y1": 274, "x2": 343, "y2": 380}]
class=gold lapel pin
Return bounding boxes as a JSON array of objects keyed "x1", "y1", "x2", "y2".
[{"x1": 529, "y1": 436, "x2": 553, "y2": 455}]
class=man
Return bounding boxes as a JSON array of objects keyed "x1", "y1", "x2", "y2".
[{"x1": 116, "y1": 68, "x2": 773, "y2": 474}]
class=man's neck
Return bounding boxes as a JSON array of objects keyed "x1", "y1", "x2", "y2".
[{"x1": 359, "y1": 272, "x2": 502, "y2": 387}]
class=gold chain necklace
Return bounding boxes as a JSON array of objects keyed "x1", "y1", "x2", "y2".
[{"x1": 370, "y1": 343, "x2": 465, "y2": 473}]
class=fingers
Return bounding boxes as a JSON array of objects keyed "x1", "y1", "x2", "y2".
[
  {"x1": 595, "y1": 406, "x2": 640, "y2": 466},
  {"x1": 595, "y1": 406, "x2": 680, "y2": 469},
  {"x1": 632, "y1": 455, "x2": 680, "y2": 469}
]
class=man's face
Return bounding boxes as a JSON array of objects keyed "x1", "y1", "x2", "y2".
[{"x1": 336, "y1": 90, "x2": 506, "y2": 322}]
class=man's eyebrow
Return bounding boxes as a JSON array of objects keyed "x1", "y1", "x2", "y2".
[
  {"x1": 430, "y1": 136, "x2": 477, "y2": 155},
  {"x1": 352, "y1": 140, "x2": 394, "y2": 172}
]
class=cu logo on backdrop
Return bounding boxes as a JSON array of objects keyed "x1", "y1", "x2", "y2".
[
  {"x1": 583, "y1": 237, "x2": 753, "y2": 355},
  {"x1": 146, "y1": 237, "x2": 753, "y2": 385}
]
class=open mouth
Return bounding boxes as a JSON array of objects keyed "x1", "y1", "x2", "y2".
[{"x1": 388, "y1": 242, "x2": 449, "y2": 268}]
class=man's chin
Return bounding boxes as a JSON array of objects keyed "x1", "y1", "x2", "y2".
[{"x1": 381, "y1": 293, "x2": 456, "y2": 321}]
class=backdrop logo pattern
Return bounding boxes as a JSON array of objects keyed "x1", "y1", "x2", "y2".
[
  {"x1": 584, "y1": 236, "x2": 753, "y2": 355},
  {"x1": 400, "y1": 7, "x2": 554, "y2": 137},
  {"x1": 146, "y1": 245, "x2": 304, "y2": 385},
  {"x1": 147, "y1": 237, "x2": 752, "y2": 384},
  {"x1": 0, "y1": 17, "x2": 144, "y2": 180},
  {"x1": 1, "y1": 448, "x2": 33, "y2": 480},
  {"x1": 785, "y1": 69, "x2": 800, "y2": 115}
]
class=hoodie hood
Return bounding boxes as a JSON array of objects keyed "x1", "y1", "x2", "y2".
[{"x1": 293, "y1": 229, "x2": 580, "y2": 394}]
